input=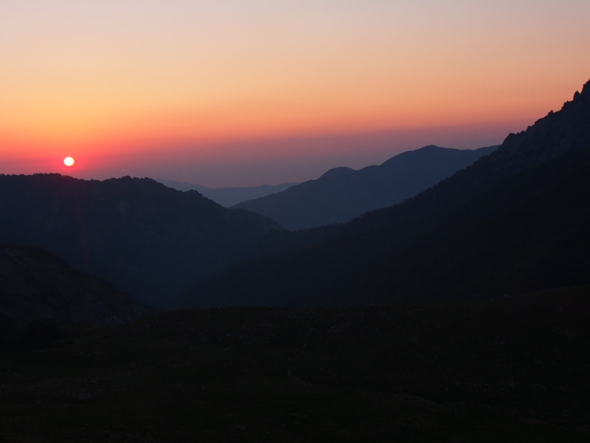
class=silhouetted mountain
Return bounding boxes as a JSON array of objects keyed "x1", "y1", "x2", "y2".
[
  {"x1": 157, "y1": 178, "x2": 297, "y2": 207},
  {"x1": 0, "y1": 176, "x2": 282, "y2": 307},
  {"x1": 234, "y1": 145, "x2": 497, "y2": 230},
  {"x1": 0, "y1": 244, "x2": 150, "y2": 347},
  {"x1": 180, "y1": 79, "x2": 590, "y2": 308}
]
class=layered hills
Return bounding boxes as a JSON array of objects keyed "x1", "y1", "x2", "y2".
[
  {"x1": 1, "y1": 80, "x2": 588, "y2": 312},
  {"x1": 0, "y1": 176, "x2": 282, "y2": 306},
  {"x1": 180, "y1": 79, "x2": 590, "y2": 308},
  {"x1": 234, "y1": 145, "x2": 497, "y2": 230}
]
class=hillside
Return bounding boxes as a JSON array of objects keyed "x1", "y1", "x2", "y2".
[
  {"x1": 1, "y1": 286, "x2": 588, "y2": 441},
  {"x1": 0, "y1": 176, "x2": 282, "y2": 306},
  {"x1": 180, "y1": 79, "x2": 590, "y2": 308},
  {"x1": 234, "y1": 145, "x2": 497, "y2": 230}
]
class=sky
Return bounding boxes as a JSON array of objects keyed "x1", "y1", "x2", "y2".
[{"x1": 1, "y1": 1, "x2": 589, "y2": 187}]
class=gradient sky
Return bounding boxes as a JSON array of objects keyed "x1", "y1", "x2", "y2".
[{"x1": 1, "y1": 1, "x2": 589, "y2": 187}]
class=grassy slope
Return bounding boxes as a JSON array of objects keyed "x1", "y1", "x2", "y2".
[{"x1": 1, "y1": 286, "x2": 589, "y2": 442}]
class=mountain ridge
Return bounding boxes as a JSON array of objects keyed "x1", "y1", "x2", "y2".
[{"x1": 234, "y1": 145, "x2": 498, "y2": 230}]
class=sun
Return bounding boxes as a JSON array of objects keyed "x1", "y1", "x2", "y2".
[{"x1": 63, "y1": 157, "x2": 75, "y2": 167}]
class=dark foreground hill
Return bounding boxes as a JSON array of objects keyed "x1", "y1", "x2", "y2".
[
  {"x1": 234, "y1": 145, "x2": 497, "y2": 230},
  {"x1": 0, "y1": 244, "x2": 150, "y2": 348},
  {"x1": 0, "y1": 176, "x2": 282, "y2": 306},
  {"x1": 1, "y1": 286, "x2": 588, "y2": 441},
  {"x1": 181, "y1": 79, "x2": 590, "y2": 308}
]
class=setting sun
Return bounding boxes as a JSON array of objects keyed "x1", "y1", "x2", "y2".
[{"x1": 64, "y1": 157, "x2": 75, "y2": 167}]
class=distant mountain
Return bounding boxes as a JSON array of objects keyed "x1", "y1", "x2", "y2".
[
  {"x1": 156, "y1": 179, "x2": 297, "y2": 207},
  {"x1": 234, "y1": 145, "x2": 497, "y2": 230},
  {"x1": 0, "y1": 176, "x2": 282, "y2": 307},
  {"x1": 180, "y1": 79, "x2": 590, "y2": 308},
  {"x1": 0, "y1": 244, "x2": 150, "y2": 347}
]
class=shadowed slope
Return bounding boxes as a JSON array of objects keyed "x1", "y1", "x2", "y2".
[
  {"x1": 0, "y1": 244, "x2": 150, "y2": 347},
  {"x1": 181, "y1": 79, "x2": 590, "y2": 308},
  {"x1": 0, "y1": 176, "x2": 282, "y2": 307}
]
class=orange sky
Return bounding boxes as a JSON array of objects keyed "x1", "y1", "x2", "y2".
[{"x1": 1, "y1": 1, "x2": 589, "y2": 186}]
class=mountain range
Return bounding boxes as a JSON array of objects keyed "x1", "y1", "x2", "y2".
[
  {"x1": 0, "y1": 141, "x2": 495, "y2": 309},
  {"x1": 178, "y1": 79, "x2": 590, "y2": 308},
  {"x1": 1, "y1": 80, "x2": 588, "y2": 312},
  {"x1": 234, "y1": 145, "x2": 497, "y2": 230}
]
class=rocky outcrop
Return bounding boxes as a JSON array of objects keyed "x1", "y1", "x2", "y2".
[{"x1": 495, "y1": 79, "x2": 590, "y2": 168}]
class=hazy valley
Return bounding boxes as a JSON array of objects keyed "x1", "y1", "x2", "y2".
[{"x1": 156, "y1": 179, "x2": 298, "y2": 208}]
